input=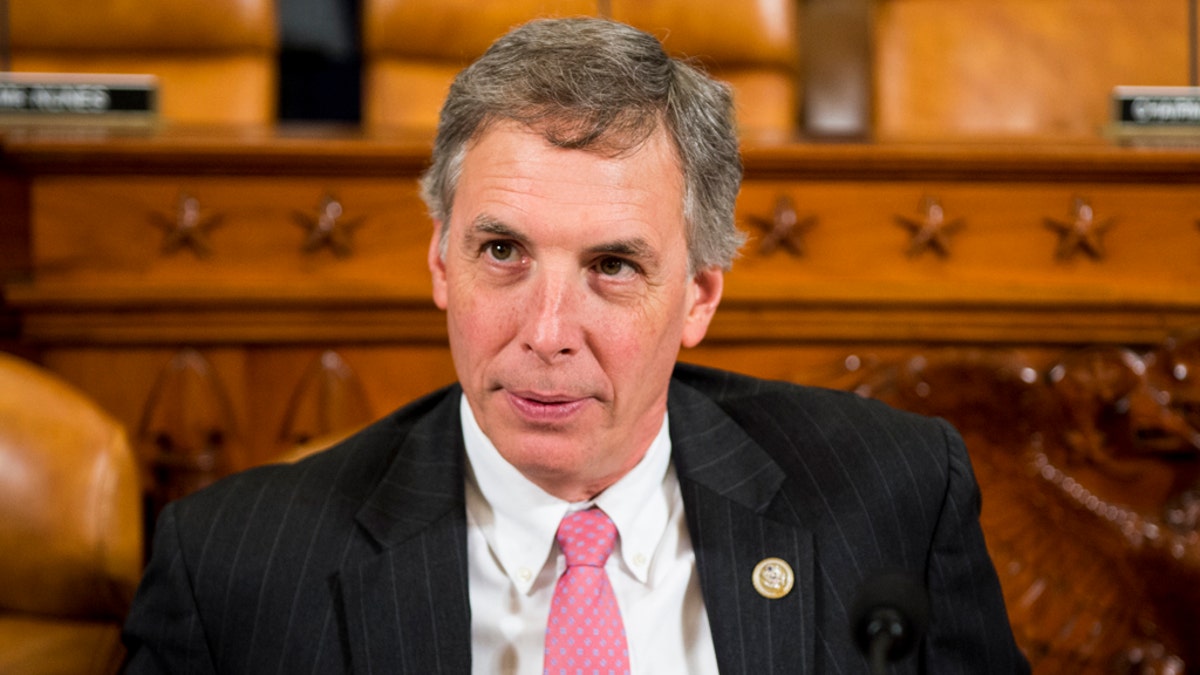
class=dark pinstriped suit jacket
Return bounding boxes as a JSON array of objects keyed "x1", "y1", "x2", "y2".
[{"x1": 122, "y1": 363, "x2": 1029, "y2": 674}]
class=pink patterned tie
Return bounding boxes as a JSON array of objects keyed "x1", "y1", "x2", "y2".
[{"x1": 543, "y1": 508, "x2": 631, "y2": 675}]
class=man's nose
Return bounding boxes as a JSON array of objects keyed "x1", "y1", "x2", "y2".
[{"x1": 521, "y1": 271, "x2": 583, "y2": 363}]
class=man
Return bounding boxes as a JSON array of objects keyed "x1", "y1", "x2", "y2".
[{"x1": 122, "y1": 17, "x2": 1028, "y2": 674}]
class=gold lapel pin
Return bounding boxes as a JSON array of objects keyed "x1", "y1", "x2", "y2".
[{"x1": 752, "y1": 557, "x2": 794, "y2": 599}]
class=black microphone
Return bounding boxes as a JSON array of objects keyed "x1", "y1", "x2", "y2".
[{"x1": 850, "y1": 570, "x2": 931, "y2": 675}]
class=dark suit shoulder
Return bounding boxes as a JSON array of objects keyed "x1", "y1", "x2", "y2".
[
  {"x1": 126, "y1": 383, "x2": 466, "y2": 674},
  {"x1": 671, "y1": 362, "x2": 962, "y2": 530},
  {"x1": 670, "y1": 364, "x2": 1025, "y2": 672}
]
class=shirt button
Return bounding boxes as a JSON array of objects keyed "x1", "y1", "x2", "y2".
[
  {"x1": 518, "y1": 567, "x2": 533, "y2": 582},
  {"x1": 633, "y1": 553, "x2": 647, "y2": 567}
]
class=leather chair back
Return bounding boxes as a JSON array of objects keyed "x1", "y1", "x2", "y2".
[
  {"x1": 362, "y1": 0, "x2": 798, "y2": 136},
  {"x1": 0, "y1": 352, "x2": 143, "y2": 674},
  {"x1": 8, "y1": 0, "x2": 278, "y2": 124}
]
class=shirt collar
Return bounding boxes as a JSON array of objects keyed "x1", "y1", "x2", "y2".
[{"x1": 461, "y1": 394, "x2": 672, "y2": 593}]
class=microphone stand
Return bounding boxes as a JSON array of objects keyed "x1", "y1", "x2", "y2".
[
  {"x1": 851, "y1": 570, "x2": 930, "y2": 675},
  {"x1": 868, "y1": 633, "x2": 893, "y2": 675},
  {"x1": 863, "y1": 607, "x2": 911, "y2": 675}
]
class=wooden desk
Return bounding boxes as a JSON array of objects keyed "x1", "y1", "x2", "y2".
[{"x1": 3, "y1": 127, "x2": 1199, "y2": 672}]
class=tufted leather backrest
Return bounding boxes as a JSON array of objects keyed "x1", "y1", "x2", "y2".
[
  {"x1": 362, "y1": 0, "x2": 798, "y2": 136},
  {"x1": 8, "y1": 0, "x2": 278, "y2": 125},
  {"x1": 0, "y1": 352, "x2": 142, "y2": 620},
  {"x1": 612, "y1": 1, "x2": 799, "y2": 137}
]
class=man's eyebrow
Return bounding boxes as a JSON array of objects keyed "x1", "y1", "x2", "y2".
[
  {"x1": 468, "y1": 215, "x2": 527, "y2": 243},
  {"x1": 587, "y1": 238, "x2": 658, "y2": 263}
]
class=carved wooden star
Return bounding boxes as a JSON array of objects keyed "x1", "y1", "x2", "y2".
[
  {"x1": 895, "y1": 196, "x2": 964, "y2": 258},
  {"x1": 1045, "y1": 197, "x2": 1115, "y2": 261},
  {"x1": 150, "y1": 193, "x2": 223, "y2": 258},
  {"x1": 294, "y1": 195, "x2": 366, "y2": 258},
  {"x1": 747, "y1": 195, "x2": 816, "y2": 257}
]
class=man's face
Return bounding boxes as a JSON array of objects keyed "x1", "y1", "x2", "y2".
[{"x1": 429, "y1": 121, "x2": 723, "y2": 502}]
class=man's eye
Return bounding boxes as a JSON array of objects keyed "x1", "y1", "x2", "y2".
[
  {"x1": 487, "y1": 242, "x2": 517, "y2": 261},
  {"x1": 597, "y1": 257, "x2": 628, "y2": 276}
]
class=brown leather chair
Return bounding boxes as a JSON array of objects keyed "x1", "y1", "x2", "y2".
[
  {"x1": 0, "y1": 353, "x2": 143, "y2": 675},
  {"x1": 8, "y1": 0, "x2": 278, "y2": 125},
  {"x1": 362, "y1": 0, "x2": 798, "y2": 136},
  {"x1": 612, "y1": 1, "x2": 799, "y2": 137},
  {"x1": 872, "y1": 0, "x2": 1191, "y2": 140}
]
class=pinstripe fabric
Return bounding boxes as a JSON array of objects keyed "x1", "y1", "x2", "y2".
[
  {"x1": 670, "y1": 365, "x2": 1028, "y2": 674},
  {"x1": 123, "y1": 388, "x2": 473, "y2": 675},
  {"x1": 122, "y1": 363, "x2": 1027, "y2": 674}
]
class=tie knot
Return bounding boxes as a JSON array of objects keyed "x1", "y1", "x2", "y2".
[{"x1": 556, "y1": 509, "x2": 617, "y2": 568}]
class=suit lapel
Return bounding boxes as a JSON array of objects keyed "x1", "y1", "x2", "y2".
[
  {"x1": 330, "y1": 377, "x2": 821, "y2": 674},
  {"x1": 337, "y1": 391, "x2": 473, "y2": 674},
  {"x1": 669, "y1": 379, "x2": 816, "y2": 675}
]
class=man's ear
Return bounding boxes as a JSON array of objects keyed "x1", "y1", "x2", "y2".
[
  {"x1": 680, "y1": 267, "x2": 723, "y2": 348},
  {"x1": 428, "y1": 222, "x2": 448, "y2": 310}
]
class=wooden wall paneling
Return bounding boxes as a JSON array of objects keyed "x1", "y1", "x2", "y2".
[
  {"x1": 37, "y1": 344, "x2": 460, "y2": 499},
  {"x1": 243, "y1": 348, "x2": 331, "y2": 466},
  {"x1": 0, "y1": 173, "x2": 30, "y2": 283},
  {"x1": 680, "y1": 344, "x2": 934, "y2": 391},
  {"x1": 727, "y1": 143, "x2": 1200, "y2": 346},
  {"x1": 26, "y1": 174, "x2": 433, "y2": 295},
  {"x1": 39, "y1": 347, "x2": 250, "y2": 514},
  {"x1": 137, "y1": 349, "x2": 241, "y2": 514},
  {"x1": 333, "y1": 347, "x2": 459, "y2": 416},
  {"x1": 8, "y1": 295, "x2": 451, "y2": 346},
  {"x1": 242, "y1": 348, "x2": 363, "y2": 466},
  {"x1": 0, "y1": 171, "x2": 31, "y2": 355},
  {"x1": 732, "y1": 180, "x2": 1200, "y2": 298},
  {"x1": 276, "y1": 350, "x2": 374, "y2": 448},
  {"x1": 228, "y1": 346, "x2": 458, "y2": 467}
]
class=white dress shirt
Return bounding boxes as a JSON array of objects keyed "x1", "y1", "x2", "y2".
[{"x1": 460, "y1": 395, "x2": 720, "y2": 674}]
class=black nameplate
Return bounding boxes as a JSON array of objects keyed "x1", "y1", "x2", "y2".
[
  {"x1": 0, "y1": 73, "x2": 157, "y2": 119},
  {"x1": 1113, "y1": 86, "x2": 1200, "y2": 126}
]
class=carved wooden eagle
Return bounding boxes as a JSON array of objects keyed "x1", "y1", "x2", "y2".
[{"x1": 853, "y1": 335, "x2": 1200, "y2": 674}]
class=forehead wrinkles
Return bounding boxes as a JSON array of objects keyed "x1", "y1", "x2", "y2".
[
  {"x1": 462, "y1": 166, "x2": 675, "y2": 225},
  {"x1": 468, "y1": 120, "x2": 682, "y2": 187},
  {"x1": 450, "y1": 124, "x2": 686, "y2": 255}
]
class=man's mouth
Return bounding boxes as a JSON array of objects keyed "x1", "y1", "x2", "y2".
[{"x1": 504, "y1": 390, "x2": 590, "y2": 423}]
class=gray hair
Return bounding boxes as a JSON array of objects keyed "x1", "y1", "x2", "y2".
[{"x1": 419, "y1": 17, "x2": 745, "y2": 272}]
